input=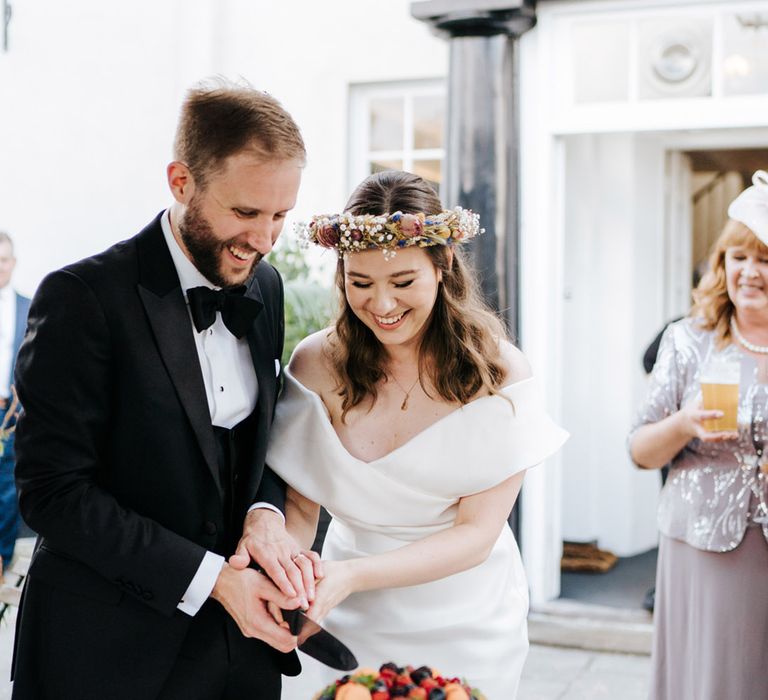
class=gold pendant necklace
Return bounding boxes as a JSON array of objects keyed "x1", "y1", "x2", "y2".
[{"x1": 389, "y1": 373, "x2": 420, "y2": 411}]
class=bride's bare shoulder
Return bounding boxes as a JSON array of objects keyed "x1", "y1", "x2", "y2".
[
  {"x1": 498, "y1": 339, "x2": 532, "y2": 385},
  {"x1": 288, "y1": 328, "x2": 337, "y2": 394}
]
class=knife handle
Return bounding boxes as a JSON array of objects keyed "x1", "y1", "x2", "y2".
[{"x1": 246, "y1": 561, "x2": 304, "y2": 635}]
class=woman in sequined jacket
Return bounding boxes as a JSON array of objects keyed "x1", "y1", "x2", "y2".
[{"x1": 629, "y1": 171, "x2": 768, "y2": 700}]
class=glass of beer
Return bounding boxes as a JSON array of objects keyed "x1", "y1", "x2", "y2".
[{"x1": 700, "y1": 359, "x2": 740, "y2": 432}]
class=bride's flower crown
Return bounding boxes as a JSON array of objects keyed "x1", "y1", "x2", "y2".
[{"x1": 295, "y1": 206, "x2": 484, "y2": 258}]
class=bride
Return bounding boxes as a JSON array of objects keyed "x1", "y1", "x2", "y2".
[{"x1": 268, "y1": 171, "x2": 567, "y2": 699}]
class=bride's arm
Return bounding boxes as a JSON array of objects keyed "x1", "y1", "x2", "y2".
[
  {"x1": 306, "y1": 470, "x2": 525, "y2": 621},
  {"x1": 285, "y1": 486, "x2": 321, "y2": 550}
]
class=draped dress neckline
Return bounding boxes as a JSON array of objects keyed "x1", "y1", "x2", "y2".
[{"x1": 284, "y1": 367, "x2": 534, "y2": 466}]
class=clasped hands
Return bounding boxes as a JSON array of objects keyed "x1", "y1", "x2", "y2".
[{"x1": 211, "y1": 509, "x2": 323, "y2": 652}]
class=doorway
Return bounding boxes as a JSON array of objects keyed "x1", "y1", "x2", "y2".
[{"x1": 557, "y1": 140, "x2": 768, "y2": 611}]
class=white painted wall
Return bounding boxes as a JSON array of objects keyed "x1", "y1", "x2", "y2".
[
  {"x1": 0, "y1": 0, "x2": 447, "y2": 297},
  {"x1": 559, "y1": 132, "x2": 664, "y2": 557}
]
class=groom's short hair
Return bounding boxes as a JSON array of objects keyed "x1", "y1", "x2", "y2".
[{"x1": 173, "y1": 77, "x2": 306, "y2": 189}]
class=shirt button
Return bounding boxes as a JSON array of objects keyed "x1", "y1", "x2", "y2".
[
  {"x1": 219, "y1": 386, "x2": 224, "y2": 392},
  {"x1": 208, "y1": 329, "x2": 213, "y2": 335}
]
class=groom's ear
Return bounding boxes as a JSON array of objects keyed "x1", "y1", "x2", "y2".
[{"x1": 167, "y1": 161, "x2": 195, "y2": 203}]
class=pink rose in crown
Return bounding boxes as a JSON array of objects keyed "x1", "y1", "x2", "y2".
[
  {"x1": 399, "y1": 213, "x2": 424, "y2": 238},
  {"x1": 314, "y1": 223, "x2": 340, "y2": 247}
]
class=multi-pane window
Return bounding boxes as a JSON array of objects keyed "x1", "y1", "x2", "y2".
[
  {"x1": 563, "y1": 3, "x2": 768, "y2": 105},
  {"x1": 349, "y1": 81, "x2": 445, "y2": 194}
]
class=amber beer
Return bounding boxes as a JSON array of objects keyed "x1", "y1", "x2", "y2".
[{"x1": 700, "y1": 360, "x2": 740, "y2": 432}]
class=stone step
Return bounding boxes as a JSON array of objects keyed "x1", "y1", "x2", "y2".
[{"x1": 528, "y1": 600, "x2": 653, "y2": 656}]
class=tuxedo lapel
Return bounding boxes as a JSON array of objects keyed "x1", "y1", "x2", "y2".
[
  {"x1": 244, "y1": 275, "x2": 273, "y2": 420},
  {"x1": 242, "y1": 275, "x2": 275, "y2": 499},
  {"x1": 135, "y1": 217, "x2": 220, "y2": 492}
]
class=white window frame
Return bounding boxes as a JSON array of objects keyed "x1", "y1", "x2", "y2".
[{"x1": 347, "y1": 79, "x2": 446, "y2": 196}]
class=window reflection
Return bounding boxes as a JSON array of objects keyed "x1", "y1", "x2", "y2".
[
  {"x1": 722, "y1": 12, "x2": 768, "y2": 96},
  {"x1": 370, "y1": 98, "x2": 404, "y2": 152},
  {"x1": 413, "y1": 96, "x2": 444, "y2": 149},
  {"x1": 412, "y1": 159, "x2": 441, "y2": 192},
  {"x1": 370, "y1": 159, "x2": 403, "y2": 174}
]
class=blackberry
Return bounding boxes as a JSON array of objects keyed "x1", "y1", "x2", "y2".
[{"x1": 410, "y1": 666, "x2": 432, "y2": 685}]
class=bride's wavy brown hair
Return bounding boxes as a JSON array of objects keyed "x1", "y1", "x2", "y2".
[
  {"x1": 327, "y1": 171, "x2": 509, "y2": 419},
  {"x1": 692, "y1": 219, "x2": 768, "y2": 347}
]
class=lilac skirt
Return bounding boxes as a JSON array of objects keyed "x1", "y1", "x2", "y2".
[{"x1": 650, "y1": 526, "x2": 768, "y2": 700}]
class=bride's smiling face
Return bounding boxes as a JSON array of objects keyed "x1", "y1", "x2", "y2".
[{"x1": 343, "y1": 247, "x2": 442, "y2": 349}]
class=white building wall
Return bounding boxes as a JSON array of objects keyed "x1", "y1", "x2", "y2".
[{"x1": 0, "y1": 0, "x2": 447, "y2": 296}]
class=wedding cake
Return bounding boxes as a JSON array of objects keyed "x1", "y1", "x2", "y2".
[{"x1": 314, "y1": 662, "x2": 486, "y2": 700}]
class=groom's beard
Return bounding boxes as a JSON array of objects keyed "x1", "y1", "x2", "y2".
[{"x1": 179, "y1": 196, "x2": 262, "y2": 288}]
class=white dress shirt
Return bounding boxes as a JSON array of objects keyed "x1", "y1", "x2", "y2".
[
  {"x1": 0, "y1": 284, "x2": 17, "y2": 398},
  {"x1": 160, "y1": 211, "x2": 282, "y2": 615}
]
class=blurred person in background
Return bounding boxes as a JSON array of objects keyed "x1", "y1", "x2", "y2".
[
  {"x1": 629, "y1": 171, "x2": 768, "y2": 699},
  {"x1": 0, "y1": 231, "x2": 30, "y2": 580}
]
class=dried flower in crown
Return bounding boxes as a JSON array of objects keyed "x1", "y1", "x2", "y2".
[{"x1": 295, "y1": 207, "x2": 484, "y2": 259}]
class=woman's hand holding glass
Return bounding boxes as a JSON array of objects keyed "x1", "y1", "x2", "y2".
[{"x1": 679, "y1": 399, "x2": 739, "y2": 442}]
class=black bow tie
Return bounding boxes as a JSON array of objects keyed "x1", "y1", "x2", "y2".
[{"x1": 186, "y1": 286, "x2": 261, "y2": 339}]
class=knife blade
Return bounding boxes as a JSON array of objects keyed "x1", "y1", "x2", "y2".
[
  {"x1": 280, "y1": 607, "x2": 358, "y2": 671},
  {"x1": 248, "y1": 561, "x2": 359, "y2": 671}
]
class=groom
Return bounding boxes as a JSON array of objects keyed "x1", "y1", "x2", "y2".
[{"x1": 11, "y1": 80, "x2": 314, "y2": 699}]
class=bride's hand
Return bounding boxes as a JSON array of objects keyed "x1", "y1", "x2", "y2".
[
  {"x1": 229, "y1": 509, "x2": 323, "y2": 608},
  {"x1": 304, "y1": 560, "x2": 357, "y2": 623}
]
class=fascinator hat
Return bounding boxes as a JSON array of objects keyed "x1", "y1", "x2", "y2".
[{"x1": 728, "y1": 170, "x2": 768, "y2": 245}]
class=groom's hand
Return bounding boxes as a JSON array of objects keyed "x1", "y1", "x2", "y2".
[
  {"x1": 230, "y1": 509, "x2": 322, "y2": 608},
  {"x1": 210, "y1": 563, "x2": 300, "y2": 653}
]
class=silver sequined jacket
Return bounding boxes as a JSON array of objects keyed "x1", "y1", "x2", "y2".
[{"x1": 629, "y1": 317, "x2": 768, "y2": 552}]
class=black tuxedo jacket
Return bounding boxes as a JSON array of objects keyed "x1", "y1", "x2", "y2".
[{"x1": 11, "y1": 214, "x2": 292, "y2": 698}]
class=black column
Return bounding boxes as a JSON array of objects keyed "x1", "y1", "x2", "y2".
[{"x1": 411, "y1": 0, "x2": 536, "y2": 537}]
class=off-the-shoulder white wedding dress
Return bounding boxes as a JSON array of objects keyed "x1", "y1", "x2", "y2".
[{"x1": 268, "y1": 371, "x2": 567, "y2": 700}]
